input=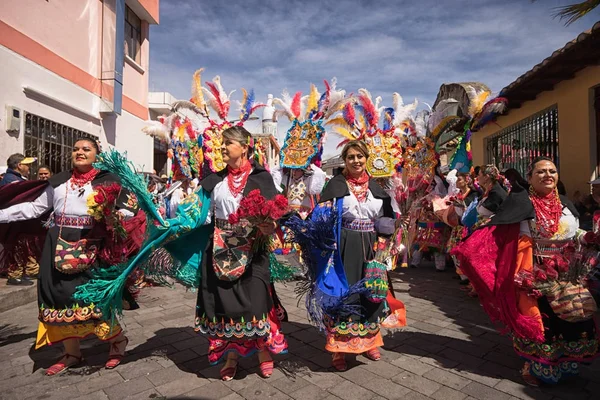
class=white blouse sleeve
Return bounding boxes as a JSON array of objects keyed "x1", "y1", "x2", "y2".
[
  {"x1": 0, "y1": 186, "x2": 53, "y2": 223},
  {"x1": 271, "y1": 166, "x2": 284, "y2": 193},
  {"x1": 306, "y1": 165, "x2": 326, "y2": 195}
]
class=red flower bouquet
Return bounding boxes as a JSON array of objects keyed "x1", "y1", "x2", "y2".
[
  {"x1": 87, "y1": 183, "x2": 126, "y2": 239},
  {"x1": 228, "y1": 189, "x2": 289, "y2": 248}
]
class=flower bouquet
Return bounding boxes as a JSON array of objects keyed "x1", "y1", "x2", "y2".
[
  {"x1": 227, "y1": 189, "x2": 289, "y2": 250},
  {"x1": 87, "y1": 183, "x2": 127, "y2": 240}
]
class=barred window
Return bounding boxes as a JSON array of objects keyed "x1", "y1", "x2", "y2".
[
  {"x1": 125, "y1": 6, "x2": 142, "y2": 64},
  {"x1": 485, "y1": 105, "x2": 559, "y2": 176},
  {"x1": 24, "y1": 112, "x2": 97, "y2": 177}
]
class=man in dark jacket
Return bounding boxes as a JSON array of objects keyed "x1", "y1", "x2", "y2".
[
  {"x1": 0, "y1": 154, "x2": 37, "y2": 285},
  {"x1": 0, "y1": 154, "x2": 36, "y2": 187}
]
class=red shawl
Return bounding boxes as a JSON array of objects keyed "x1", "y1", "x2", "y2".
[{"x1": 451, "y1": 223, "x2": 545, "y2": 342}]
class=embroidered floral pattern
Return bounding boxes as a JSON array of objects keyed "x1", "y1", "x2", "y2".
[
  {"x1": 528, "y1": 360, "x2": 580, "y2": 384},
  {"x1": 195, "y1": 314, "x2": 271, "y2": 339},
  {"x1": 513, "y1": 333, "x2": 599, "y2": 364},
  {"x1": 39, "y1": 303, "x2": 103, "y2": 324}
]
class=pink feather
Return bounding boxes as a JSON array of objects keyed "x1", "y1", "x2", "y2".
[
  {"x1": 343, "y1": 102, "x2": 355, "y2": 125},
  {"x1": 359, "y1": 93, "x2": 378, "y2": 127},
  {"x1": 205, "y1": 82, "x2": 230, "y2": 119},
  {"x1": 291, "y1": 92, "x2": 302, "y2": 118}
]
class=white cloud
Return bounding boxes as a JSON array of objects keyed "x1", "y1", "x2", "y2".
[{"x1": 149, "y1": 0, "x2": 599, "y2": 157}]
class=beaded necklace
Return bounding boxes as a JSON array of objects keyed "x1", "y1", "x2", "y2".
[
  {"x1": 226, "y1": 160, "x2": 251, "y2": 197},
  {"x1": 529, "y1": 186, "x2": 562, "y2": 238},
  {"x1": 345, "y1": 171, "x2": 369, "y2": 203}
]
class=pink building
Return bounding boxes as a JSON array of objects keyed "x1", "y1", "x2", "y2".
[{"x1": 0, "y1": 0, "x2": 159, "y2": 173}]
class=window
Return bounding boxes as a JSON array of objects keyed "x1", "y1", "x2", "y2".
[
  {"x1": 125, "y1": 5, "x2": 142, "y2": 64},
  {"x1": 24, "y1": 112, "x2": 97, "y2": 177},
  {"x1": 485, "y1": 105, "x2": 559, "y2": 176}
]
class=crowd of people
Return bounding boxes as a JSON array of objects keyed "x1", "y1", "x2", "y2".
[{"x1": 1, "y1": 72, "x2": 599, "y2": 388}]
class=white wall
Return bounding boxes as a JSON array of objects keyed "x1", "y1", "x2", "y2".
[{"x1": 0, "y1": 45, "x2": 153, "y2": 171}]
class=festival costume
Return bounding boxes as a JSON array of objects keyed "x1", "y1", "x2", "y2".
[
  {"x1": 453, "y1": 185, "x2": 599, "y2": 384},
  {"x1": 196, "y1": 162, "x2": 288, "y2": 364},
  {"x1": 0, "y1": 170, "x2": 141, "y2": 348}
]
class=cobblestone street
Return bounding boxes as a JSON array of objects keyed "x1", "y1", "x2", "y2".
[{"x1": 1, "y1": 266, "x2": 598, "y2": 400}]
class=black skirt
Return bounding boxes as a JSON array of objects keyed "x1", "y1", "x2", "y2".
[
  {"x1": 338, "y1": 229, "x2": 387, "y2": 322},
  {"x1": 38, "y1": 226, "x2": 104, "y2": 326},
  {"x1": 195, "y1": 238, "x2": 273, "y2": 340}
]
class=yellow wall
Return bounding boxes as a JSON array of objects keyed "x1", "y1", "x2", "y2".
[{"x1": 472, "y1": 65, "x2": 600, "y2": 196}]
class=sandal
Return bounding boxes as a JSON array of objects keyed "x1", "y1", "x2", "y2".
[
  {"x1": 105, "y1": 336, "x2": 129, "y2": 369},
  {"x1": 521, "y1": 363, "x2": 540, "y2": 387},
  {"x1": 45, "y1": 353, "x2": 83, "y2": 376},
  {"x1": 365, "y1": 348, "x2": 381, "y2": 361},
  {"x1": 332, "y1": 352, "x2": 347, "y2": 371},
  {"x1": 258, "y1": 350, "x2": 274, "y2": 378},
  {"x1": 220, "y1": 357, "x2": 238, "y2": 381}
]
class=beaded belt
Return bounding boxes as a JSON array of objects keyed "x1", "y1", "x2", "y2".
[
  {"x1": 342, "y1": 218, "x2": 375, "y2": 232},
  {"x1": 55, "y1": 215, "x2": 94, "y2": 228}
]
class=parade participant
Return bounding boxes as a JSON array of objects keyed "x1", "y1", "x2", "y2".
[
  {"x1": 0, "y1": 138, "x2": 139, "y2": 375},
  {"x1": 196, "y1": 126, "x2": 287, "y2": 381},
  {"x1": 410, "y1": 165, "x2": 451, "y2": 272},
  {"x1": 0, "y1": 153, "x2": 36, "y2": 186},
  {"x1": 445, "y1": 171, "x2": 478, "y2": 283},
  {"x1": 475, "y1": 164, "x2": 508, "y2": 222},
  {"x1": 453, "y1": 157, "x2": 599, "y2": 386},
  {"x1": 315, "y1": 140, "x2": 399, "y2": 370},
  {"x1": 37, "y1": 165, "x2": 53, "y2": 181}
]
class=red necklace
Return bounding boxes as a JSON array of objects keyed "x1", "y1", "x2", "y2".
[
  {"x1": 227, "y1": 160, "x2": 252, "y2": 197},
  {"x1": 529, "y1": 187, "x2": 562, "y2": 238},
  {"x1": 345, "y1": 171, "x2": 370, "y2": 203},
  {"x1": 70, "y1": 168, "x2": 100, "y2": 189}
]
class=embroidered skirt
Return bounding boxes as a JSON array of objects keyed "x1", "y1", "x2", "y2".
[
  {"x1": 413, "y1": 221, "x2": 449, "y2": 253},
  {"x1": 195, "y1": 241, "x2": 287, "y2": 365},
  {"x1": 513, "y1": 296, "x2": 600, "y2": 384},
  {"x1": 36, "y1": 226, "x2": 131, "y2": 347},
  {"x1": 324, "y1": 228, "x2": 388, "y2": 354}
]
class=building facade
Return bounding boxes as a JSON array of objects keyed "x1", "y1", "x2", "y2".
[
  {"x1": 0, "y1": 0, "x2": 159, "y2": 175},
  {"x1": 472, "y1": 22, "x2": 600, "y2": 196}
]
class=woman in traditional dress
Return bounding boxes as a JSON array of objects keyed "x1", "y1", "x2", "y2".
[
  {"x1": 453, "y1": 157, "x2": 599, "y2": 386},
  {"x1": 315, "y1": 140, "x2": 400, "y2": 371},
  {"x1": 445, "y1": 172, "x2": 478, "y2": 284},
  {"x1": 273, "y1": 166, "x2": 326, "y2": 218},
  {"x1": 0, "y1": 138, "x2": 137, "y2": 375},
  {"x1": 475, "y1": 164, "x2": 508, "y2": 223},
  {"x1": 195, "y1": 126, "x2": 287, "y2": 381}
]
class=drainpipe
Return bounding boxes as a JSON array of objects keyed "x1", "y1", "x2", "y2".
[{"x1": 100, "y1": 0, "x2": 124, "y2": 115}]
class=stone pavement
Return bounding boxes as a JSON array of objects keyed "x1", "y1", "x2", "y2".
[{"x1": 0, "y1": 266, "x2": 599, "y2": 400}]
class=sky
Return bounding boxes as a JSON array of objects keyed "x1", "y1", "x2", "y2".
[{"x1": 148, "y1": 0, "x2": 599, "y2": 158}]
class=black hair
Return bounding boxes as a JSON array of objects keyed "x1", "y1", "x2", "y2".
[
  {"x1": 6, "y1": 153, "x2": 25, "y2": 169},
  {"x1": 74, "y1": 136, "x2": 101, "y2": 153},
  {"x1": 37, "y1": 165, "x2": 52, "y2": 173},
  {"x1": 503, "y1": 168, "x2": 529, "y2": 190},
  {"x1": 527, "y1": 156, "x2": 554, "y2": 177},
  {"x1": 557, "y1": 180, "x2": 567, "y2": 196}
]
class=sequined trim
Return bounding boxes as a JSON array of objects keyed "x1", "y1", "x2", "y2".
[
  {"x1": 39, "y1": 304, "x2": 103, "y2": 323},
  {"x1": 194, "y1": 314, "x2": 271, "y2": 339},
  {"x1": 513, "y1": 333, "x2": 599, "y2": 364},
  {"x1": 54, "y1": 215, "x2": 94, "y2": 228},
  {"x1": 528, "y1": 360, "x2": 580, "y2": 384},
  {"x1": 341, "y1": 218, "x2": 375, "y2": 232}
]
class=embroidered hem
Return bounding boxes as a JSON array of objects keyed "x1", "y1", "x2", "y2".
[
  {"x1": 513, "y1": 334, "x2": 599, "y2": 365},
  {"x1": 325, "y1": 332, "x2": 384, "y2": 353},
  {"x1": 527, "y1": 360, "x2": 580, "y2": 385},
  {"x1": 194, "y1": 314, "x2": 271, "y2": 340},
  {"x1": 35, "y1": 321, "x2": 121, "y2": 349},
  {"x1": 39, "y1": 304, "x2": 103, "y2": 324}
]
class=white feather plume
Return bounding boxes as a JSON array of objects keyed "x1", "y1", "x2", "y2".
[
  {"x1": 392, "y1": 92, "x2": 418, "y2": 127},
  {"x1": 142, "y1": 120, "x2": 170, "y2": 142},
  {"x1": 414, "y1": 110, "x2": 429, "y2": 138}
]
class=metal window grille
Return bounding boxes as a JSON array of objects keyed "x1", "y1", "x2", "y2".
[
  {"x1": 24, "y1": 112, "x2": 97, "y2": 177},
  {"x1": 125, "y1": 6, "x2": 142, "y2": 63},
  {"x1": 485, "y1": 105, "x2": 559, "y2": 176}
]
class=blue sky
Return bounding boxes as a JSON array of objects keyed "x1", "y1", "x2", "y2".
[{"x1": 148, "y1": 0, "x2": 599, "y2": 157}]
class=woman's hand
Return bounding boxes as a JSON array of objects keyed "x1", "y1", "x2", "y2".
[{"x1": 257, "y1": 220, "x2": 277, "y2": 235}]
